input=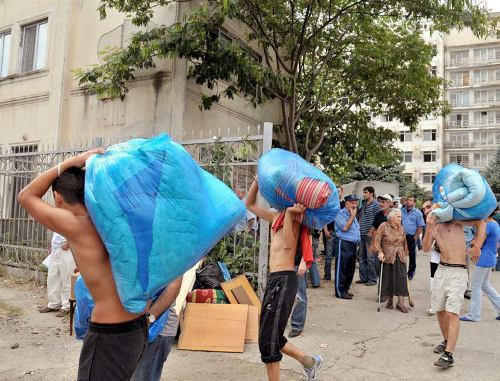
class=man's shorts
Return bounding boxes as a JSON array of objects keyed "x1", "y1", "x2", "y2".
[
  {"x1": 431, "y1": 265, "x2": 467, "y2": 315},
  {"x1": 77, "y1": 315, "x2": 147, "y2": 380},
  {"x1": 259, "y1": 271, "x2": 298, "y2": 363}
]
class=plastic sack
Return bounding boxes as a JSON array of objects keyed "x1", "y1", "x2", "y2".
[
  {"x1": 257, "y1": 149, "x2": 340, "y2": 229},
  {"x1": 432, "y1": 164, "x2": 497, "y2": 222},
  {"x1": 74, "y1": 275, "x2": 169, "y2": 343},
  {"x1": 84, "y1": 134, "x2": 245, "y2": 313},
  {"x1": 193, "y1": 263, "x2": 225, "y2": 289}
]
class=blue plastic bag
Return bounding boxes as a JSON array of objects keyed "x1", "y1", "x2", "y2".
[
  {"x1": 257, "y1": 149, "x2": 340, "y2": 229},
  {"x1": 74, "y1": 276, "x2": 169, "y2": 343},
  {"x1": 432, "y1": 164, "x2": 497, "y2": 222},
  {"x1": 84, "y1": 134, "x2": 245, "y2": 313}
]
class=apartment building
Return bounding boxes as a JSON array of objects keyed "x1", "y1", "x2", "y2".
[
  {"x1": 375, "y1": 33, "x2": 444, "y2": 191},
  {"x1": 443, "y1": 26, "x2": 500, "y2": 172},
  {"x1": 0, "y1": 0, "x2": 280, "y2": 152}
]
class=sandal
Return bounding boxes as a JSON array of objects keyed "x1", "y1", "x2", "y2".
[{"x1": 386, "y1": 298, "x2": 393, "y2": 309}]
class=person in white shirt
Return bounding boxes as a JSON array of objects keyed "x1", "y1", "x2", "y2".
[{"x1": 39, "y1": 232, "x2": 76, "y2": 317}]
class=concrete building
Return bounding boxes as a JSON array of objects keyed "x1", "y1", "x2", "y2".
[
  {"x1": 375, "y1": 33, "x2": 445, "y2": 191},
  {"x1": 0, "y1": 0, "x2": 280, "y2": 153},
  {"x1": 443, "y1": 24, "x2": 500, "y2": 173}
]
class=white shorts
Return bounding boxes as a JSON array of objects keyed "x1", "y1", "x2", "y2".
[{"x1": 431, "y1": 265, "x2": 467, "y2": 315}]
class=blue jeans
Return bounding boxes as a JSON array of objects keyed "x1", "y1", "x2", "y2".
[
  {"x1": 324, "y1": 234, "x2": 335, "y2": 280},
  {"x1": 131, "y1": 335, "x2": 175, "y2": 381},
  {"x1": 496, "y1": 251, "x2": 500, "y2": 271},
  {"x1": 358, "y1": 236, "x2": 378, "y2": 283},
  {"x1": 291, "y1": 266, "x2": 307, "y2": 331},
  {"x1": 308, "y1": 235, "x2": 321, "y2": 287},
  {"x1": 464, "y1": 266, "x2": 500, "y2": 321}
]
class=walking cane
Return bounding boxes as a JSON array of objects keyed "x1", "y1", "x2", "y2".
[
  {"x1": 377, "y1": 261, "x2": 384, "y2": 312},
  {"x1": 407, "y1": 262, "x2": 415, "y2": 308}
]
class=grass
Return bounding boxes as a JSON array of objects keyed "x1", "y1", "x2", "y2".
[{"x1": 0, "y1": 300, "x2": 23, "y2": 317}]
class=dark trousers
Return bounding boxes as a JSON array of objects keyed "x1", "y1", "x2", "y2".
[
  {"x1": 334, "y1": 239, "x2": 357, "y2": 297},
  {"x1": 406, "y1": 235, "x2": 416, "y2": 277}
]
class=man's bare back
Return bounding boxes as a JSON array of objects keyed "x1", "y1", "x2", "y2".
[{"x1": 18, "y1": 149, "x2": 141, "y2": 324}]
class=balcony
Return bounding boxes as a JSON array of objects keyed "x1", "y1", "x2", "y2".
[
  {"x1": 447, "y1": 57, "x2": 500, "y2": 68},
  {"x1": 446, "y1": 121, "x2": 500, "y2": 129},
  {"x1": 444, "y1": 141, "x2": 499, "y2": 149},
  {"x1": 448, "y1": 58, "x2": 469, "y2": 67}
]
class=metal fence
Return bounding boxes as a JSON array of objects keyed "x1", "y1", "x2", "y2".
[{"x1": 0, "y1": 122, "x2": 272, "y2": 295}]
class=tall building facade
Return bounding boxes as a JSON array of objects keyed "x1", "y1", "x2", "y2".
[{"x1": 443, "y1": 27, "x2": 500, "y2": 173}]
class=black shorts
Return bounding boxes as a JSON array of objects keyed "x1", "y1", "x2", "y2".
[
  {"x1": 259, "y1": 271, "x2": 298, "y2": 363},
  {"x1": 77, "y1": 315, "x2": 148, "y2": 381}
]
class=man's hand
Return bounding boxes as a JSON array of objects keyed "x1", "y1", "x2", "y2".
[
  {"x1": 298, "y1": 261, "x2": 307, "y2": 277},
  {"x1": 64, "y1": 148, "x2": 105, "y2": 169},
  {"x1": 470, "y1": 245, "x2": 481, "y2": 263},
  {"x1": 62, "y1": 243, "x2": 69, "y2": 251},
  {"x1": 426, "y1": 212, "x2": 438, "y2": 228},
  {"x1": 349, "y1": 207, "x2": 357, "y2": 217},
  {"x1": 378, "y1": 252, "x2": 385, "y2": 262},
  {"x1": 287, "y1": 203, "x2": 306, "y2": 215}
]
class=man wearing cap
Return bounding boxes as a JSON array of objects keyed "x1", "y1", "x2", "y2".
[
  {"x1": 356, "y1": 186, "x2": 380, "y2": 286},
  {"x1": 334, "y1": 194, "x2": 361, "y2": 299}
]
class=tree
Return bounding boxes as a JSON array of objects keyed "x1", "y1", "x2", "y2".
[
  {"x1": 341, "y1": 161, "x2": 428, "y2": 200},
  {"x1": 484, "y1": 149, "x2": 500, "y2": 198},
  {"x1": 77, "y1": 1, "x2": 496, "y2": 161}
]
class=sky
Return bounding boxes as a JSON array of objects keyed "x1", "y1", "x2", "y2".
[{"x1": 486, "y1": 0, "x2": 500, "y2": 11}]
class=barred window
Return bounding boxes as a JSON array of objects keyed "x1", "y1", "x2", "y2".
[{"x1": 20, "y1": 19, "x2": 48, "y2": 73}]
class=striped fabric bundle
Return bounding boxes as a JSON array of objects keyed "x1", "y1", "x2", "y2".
[{"x1": 258, "y1": 148, "x2": 340, "y2": 229}]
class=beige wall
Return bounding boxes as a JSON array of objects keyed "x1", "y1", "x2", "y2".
[{"x1": 0, "y1": 0, "x2": 280, "y2": 152}]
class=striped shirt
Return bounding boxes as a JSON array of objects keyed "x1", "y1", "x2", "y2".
[{"x1": 358, "y1": 200, "x2": 380, "y2": 236}]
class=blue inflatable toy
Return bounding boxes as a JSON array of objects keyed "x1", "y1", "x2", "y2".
[
  {"x1": 74, "y1": 276, "x2": 169, "y2": 342},
  {"x1": 84, "y1": 134, "x2": 245, "y2": 313},
  {"x1": 257, "y1": 149, "x2": 340, "y2": 229},
  {"x1": 432, "y1": 164, "x2": 497, "y2": 222}
]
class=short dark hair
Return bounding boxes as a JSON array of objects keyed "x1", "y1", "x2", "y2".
[
  {"x1": 363, "y1": 186, "x2": 375, "y2": 195},
  {"x1": 407, "y1": 195, "x2": 417, "y2": 201},
  {"x1": 52, "y1": 167, "x2": 85, "y2": 205}
]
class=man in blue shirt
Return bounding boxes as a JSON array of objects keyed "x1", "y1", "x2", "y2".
[
  {"x1": 334, "y1": 194, "x2": 361, "y2": 299},
  {"x1": 401, "y1": 195, "x2": 425, "y2": 280}
]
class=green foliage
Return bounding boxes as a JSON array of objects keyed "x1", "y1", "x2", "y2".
[
  {"x1": 80, "y1": 1, "x2": 497, "y2": 162},
  {"x1": 484, "y1": 149, "x2": 500, "y2": 198}
]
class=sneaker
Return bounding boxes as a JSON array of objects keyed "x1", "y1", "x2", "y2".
[
  {"x1": 434, "y1": 353, "x2": 454, "y2": 368},
  {"x1": 426, "y1": 308, "x2": 436, "y2": 316},
  {"x1": 365, "y1": 281, "x2": 377, "y2": 286},
  {"x1": 38, "y1": 306, "x2": 60, "y2": 313},
  {"x1": 464, "y1": 290, "x2": 471, "y2": 300},
  {"x1": 355, "y1": 280, "x2": 367, "y2": 284},
  {"x1": 459, "y1": 315, "x2": 478, "y2": 322},
  {"x1": 288, "y1": 329, "x2": 302, "y2": 338},
  {"x1": 496, "y1": 315, "x2": 500, "y2": 321},
  {"x1": 55, "y1": 309, "x2": 70, "y2": 317},
  {"x1": 304, "y1": 355, "x2": 323, "y2": 380},
  {"x1": 433, "y1": 341, "x2": 447, "y2": 354}
]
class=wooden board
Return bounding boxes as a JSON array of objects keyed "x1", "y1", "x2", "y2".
[
  {"x1": 175, "y1": 261, "x2": 202, "y2": 329},
  {"x1": 178, "y1": 303, "x2": 248, "y2": 353},
  {"x1": 221, "y1": 274, "x2": 261, "y2": 314},
  {"x1": 70, "y1": 273, "x2": 79, "y2": 300},
  {"x1": 245, "y1": 305, "x2": 259, "y2": 344}
]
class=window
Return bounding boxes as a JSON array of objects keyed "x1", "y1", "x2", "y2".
[
  {"x1": 423, "y1": 129, "x2": 437, "y2": 141},
  {"x1": 473, "y1": 69, "x2": 494, "y2": 84},
  {"x1": 10, "y1": 144, "x2": 38, "y2": 218},
  {"x1": 450, "y1": 72, "x2": 469, "y2": 87},
  {"x1": 450, "y1": 50, "x2": 468, "y2": 66},
  {"x1": 403, "y1": 152, "x2": 413, "y2": 163},
  {"x1": 431, "y1": 66, "x2": 437, "y2": 76},
  {"x1": 20, "y1": 19, "x2": 48, "y2": 73},
  {"x1": 0, "y1": 32, "x2": 12, "y2": 78},
  {"x1": 423, "y1": 151, "x2": 437, "y2": 162},
  {"x1": 473, "y1": 47, "x2": 500, "y2": 63},
  {"x1": 423, "y1": 173, "x2": 436, "y2": 184},
  {"x1": 474, "y1": 110, "x2": 495, "y2": 126},
  {"x1": 474, "y1": 152, "x2": 495, "y2": 167},
  {"x1": 448, "y1": 133, "x2": 470, "y2": 147},
  {"x1": 449, "y1": 113, "x2": 469, "y2": 128},
  {"x1": 449, "y1": 92, "x2": 469, "y2": 107},
  {"x1": 403, "y1": 174, "x2": 413, "y2": 182},
  {"x1": 473, "y1": 131, "x2": 495, "y2": 145},
  {"x1": 381, "y1": 114, "x2": 393, "y2": 122},
  {"x1": 0, "y1": 31, "x2": 11, "y2": 77},
  {"x1": 399, "y1": 131, "x2": 412, "y2": 142},
  {"x1": 474, "y1": 90, "x2": 496, "y2": 105},
  {"x1": 450, "y1": 154, "x2": 469, "y2": 167}
]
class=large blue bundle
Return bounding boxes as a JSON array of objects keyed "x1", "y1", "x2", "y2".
[
  {"x1": 432, "y1": 164, "x2": 497, "y2": 222},
  {"x1": 74, "y1": 276, "x2": 168, "y2": 342},
  {"x1": 85, "y1": 134, "x2": 245, "y2": 313},
  {"x1": 257, "y1": 149, "x2": 340, "y2": 229}
]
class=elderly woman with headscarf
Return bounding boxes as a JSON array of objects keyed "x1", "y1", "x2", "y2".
[{"x1": 373, "y1": 208, "x2": 410, "y2": 313}]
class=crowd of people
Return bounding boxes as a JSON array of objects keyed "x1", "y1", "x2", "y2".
[{"x1": 17, "y1": 147, "x2": 500, "y2": 380}]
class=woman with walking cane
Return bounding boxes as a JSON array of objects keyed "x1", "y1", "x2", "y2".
[{"x1": 373, "y1": 209, "x2": 410, "y2": 313}]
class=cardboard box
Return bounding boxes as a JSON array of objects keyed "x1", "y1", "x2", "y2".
[
  {"x1": 245, "y1": 305, "x2": 259, "y2": 344},
  {"x1": 178, "y1": 303, "x2": 248, "y2": 353},
  {"x1": 221, "y1": 275, "x2": 261, "y2": 314}
]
